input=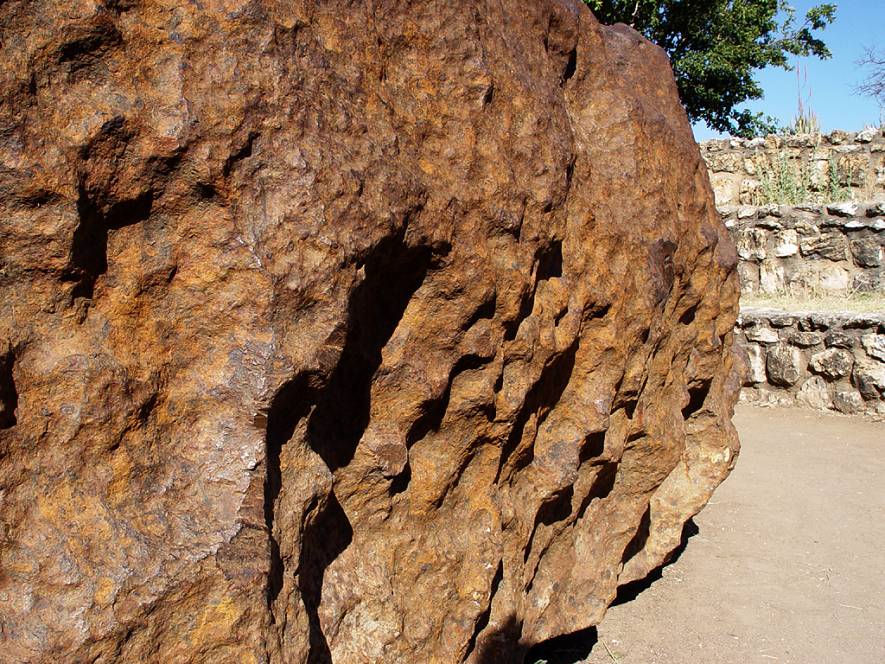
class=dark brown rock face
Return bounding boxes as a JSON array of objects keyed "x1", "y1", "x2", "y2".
[{"x1": 0, "y1": 1, "x2": 740, "y2": 661}]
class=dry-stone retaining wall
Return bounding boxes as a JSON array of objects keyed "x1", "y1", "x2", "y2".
[
  {"x1": 737, "y1": 308, "x2": 885, "y2": 417},
  {"x1": 701, "y1": 128, "x2": 885, "y2": 207},
  {"x1": 722, "y1": 201, "x2": 885, "y2": 296}
]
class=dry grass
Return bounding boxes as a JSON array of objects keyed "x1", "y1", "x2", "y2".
[{"x1": 740, "y1": 293, "x2": 884, "y2": 314}]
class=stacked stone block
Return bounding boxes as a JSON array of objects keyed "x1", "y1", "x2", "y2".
[
  {"x1": 722, "y1": 202, "x2": 884, "y2": 296},
  {"x1": 736, "y1": 309, "x2": 885, "y2": 417},
  {"x1": 701, "y1": 128, "x2": 885, "y2": 207}
]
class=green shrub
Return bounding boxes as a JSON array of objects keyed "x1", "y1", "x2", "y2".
[{"x1": 752, "y1": 148, "x2": 855, "y2": 205}]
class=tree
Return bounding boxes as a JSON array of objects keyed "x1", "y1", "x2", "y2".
[
  {"x1": 856, "y1": 46, "x2": 885, "y2": 112},
  {"x1": 583, "y1": 1, "x2": 837, "y2": 137}
]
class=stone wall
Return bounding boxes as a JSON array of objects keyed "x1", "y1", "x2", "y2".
[
  {"x1": 723, "y1": 201, "x2": 885, "y2": 296},
  {"x1": 701, "y1": 128, "x2": 885, "y2": 207},
  {"x1": 736, "y1": 308, "x2": 885, "y2": 417}
]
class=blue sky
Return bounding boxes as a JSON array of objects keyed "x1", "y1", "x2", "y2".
[{"x1": 692, "y1": 0, "x2": 885, "y2": 140}]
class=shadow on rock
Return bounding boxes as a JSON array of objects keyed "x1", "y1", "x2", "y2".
[
  {"x1": 522, "y1": 625, "x2": 598, "y2": 664},
  {"x1": 613, "y1": 517, "x2": 700, "y2": 606}
]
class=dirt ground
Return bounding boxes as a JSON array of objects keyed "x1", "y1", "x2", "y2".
[{"x1": 570, "y1": 404, "x2": 884, "y2": 664}]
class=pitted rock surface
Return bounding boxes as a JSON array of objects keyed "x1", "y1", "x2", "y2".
[{"x1": 0, "y1": 1, "x2": 740, "y2": 662}]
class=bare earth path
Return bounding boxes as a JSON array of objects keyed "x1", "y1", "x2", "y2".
[{"x1": 575, "y1": 405, "x2": 884, "y2": 664}]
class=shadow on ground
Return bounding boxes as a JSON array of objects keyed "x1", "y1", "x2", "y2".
[
  {"x1": 613, "y1": 518, "x2": 699, "y2": 606},
  {"x1": 517, "y1": 518, "x2": 700, "y2": 663}
]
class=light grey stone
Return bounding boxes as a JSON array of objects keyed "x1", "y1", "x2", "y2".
[
  {"x1": 833, "y1": 389, "x2": 865, "y2": 414},
  {"x1": 826, "y1": 201, "x2": 859, "y2": 217},
  {"x1": 824, "y1": 331, "x2": 854, "y2": 349},
  {"x1": 773, "y1": 229, "x2": 799, "y2": 257},
  {"x1": 853, "y1": 358, "x2": 885, "y2": 400},
  {"x1": 796, "y1": 376, "x2": 833, "y2": 410},
  {"x1": 856, "y1": 127, "x2": 878, "y2": 143},
  {"x1": 790, "y1": 331, "x2": 822, "y2": 347},
  {"x1": 756, "y1": 218, "x2": 783, "y2": 230},
  {"x1": 861, "y1": 334, "x2": 885, "y2": 361},
  {"x1": 738, "y1": 180, "x2": 758, "y2": 205},
  {"x1": 852, "y1": 272, "x2": 881, "y2": 293},
  {"x1": 737, "y1": 206, "x2": 757, "y2": 219},
  {"x1": 809, "y1": 313, "x2": 837, "y2": 330},
  {"x1": 799, "y1": 233, "x2": 848, "y2": 261},
  {"x1": 768, "y1": 314, "x2": 796, "y2": 328},
  {"x1": 744, "y1": 344, "x2": 767, "y2": 384},
  {"x1": 766, "y1": 343, "x2": 804, "y2": 386},
  {"x1": 809, "y1": 348, "x2": 854, "y2": 379},
  {"x1": 817, "y1": 265, "x2": 850, "y2": 292},
  {"x1": 759, "y1": 261, "x2": 785, "y2": 293},
  {"x1": 746, "y1": 325, "x2": 779, "y2": 344},
  {"x1": 796, "y1": 203, "x2": 823, "y2": 213},
  {"x1": 735, "y1": 228, "x2": 767, "y2": 261},
  {"x1": 736, "y1": 262, "x2": 759, "y2": 293},
  {"x1": 786, "y1": 134, "x2": 816, "y2": 148},
  {"x1": 844, "y1": 219, "x2": 868, "y2": 230},
  {"x1": 711, "y1": 153, "x2": 742, "y2": 173},
  {"x1": 849, "y1": 239, "x2": 882, "y2": 267}
]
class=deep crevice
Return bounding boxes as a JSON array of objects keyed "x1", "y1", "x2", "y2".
[
  {"x1": 264, "y1": 374, "x2": 317, "y2": 607},
  {"x1": 195, "y1": 182, "x2": 218, "y2": 200},
  {"x1": 223, "y1": 131, "x2": 258, "y2": 177},
  {"x1": 574, "y1": 462, "x2": 617, "y2": 522},
  {"x1": 560, "y1": 47, "x2": 577, "y2": 85},
  {"x1": 504, "y1": 240, "x2": 563, "y2": 341},
  {"x1": 56, "y1": 20, "x2": 122, "y2": 74},
  {"x1": 66, "y1": 184, "x2": 153, "y2": 300},
  {"x1": 503, "y1": 289, "x2": 534, "y2": 342},
  {"x1": 388, "y1": 461, "x2": 411, "y2": 496},
  {"x1": 306, "y1": 236, "x2": 434, "y2": 471},
  {"x1": 298, "y1": 492, "x2": 353, "y2": 664},
  {"x1": 536, "y1": 239, "x2": 563, "y2": 281},
  {"x1": 464, "y1": 560, "x2": 504, "y2": 660},
  {"x1": 482, "y1": 84, "x2": 494, "y2": 106},
  {"x1": 678, "y1": 304, "x2": 697, "y2": 325},
  {"x1": 0, "y1": 348, "x2": 18, "y2": 429},
  {"x1": 564, "y1": 159, "x2": 575, "y2": 194},
  {"x1": 682, "y1": 378, "x2": 712, "y2": 419},
  {"x1": 621, "y1": 504, "x2": 651, "y2": 565},
  {"x1": 463, "y1": 292, "x2": 497, "y2": 331},
  {"x1": 613, "y1": 397, "x2": 638, "y2": 420},
  {"x1": 406, "y1": 352, "x2": 491, "y2": 447},
  {"x1": 496, "y1": 338, "x2": 578, "y2": 482},
  {"x1": 577, "y1": 430, "x2": 606, "y2": 464},
  {"x1": 524, "y1": 485, "x2": 574, "y2": 563}
]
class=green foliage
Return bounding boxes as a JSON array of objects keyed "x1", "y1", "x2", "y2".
[
  {"x1": 583, "y1": 1, "x2": 836, "y2": 137},
  {"x1": 789, "y1": 109, "x2": 819, "y2": 135},
  {"x1": 754, "y1": 152, "x2": 815, "y2": 204},
  {"x1": 788, "y1": 63, "x2": 820, "y2": 135},
  {"x1": 752, "y1": 150, "x2": 853, "y2": 205}
]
